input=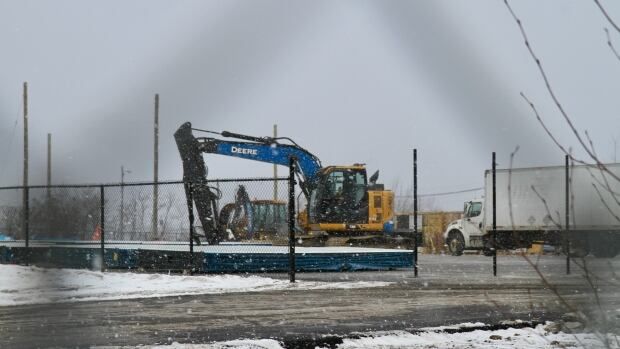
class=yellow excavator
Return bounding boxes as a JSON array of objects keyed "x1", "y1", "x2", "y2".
[
  {"x1": 174, "y1": 122, "x2": 400, "y2": 246},
  {"x1": 294, "y1": 165, "x2": 396, "y2": 245}
]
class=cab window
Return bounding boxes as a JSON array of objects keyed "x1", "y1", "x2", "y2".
[
  {"x1": 324, "y1": 170, "x2": 366, "y2": 202},
  {"x1": 466, "y1": 202, "x2": 482, "y2": 217}
]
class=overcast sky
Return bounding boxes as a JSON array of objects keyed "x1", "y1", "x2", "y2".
[{"x1": 1, "y1": 0, "x2": 619, "y2": 210}]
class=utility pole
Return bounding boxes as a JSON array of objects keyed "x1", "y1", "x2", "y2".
[
  {"x1": 152, "y1": 94, "x2": 159, "y2": 239},
  {"x1": 47, "y1": 133, "x2": 51, "y2": 199},
  {"x1": 23, "y1": 82, "x2": 28, "y2": 194},
  {"x1": 273, "y1": 124, "x2": 278, "y2": 201},
  {"x1": 120, "y1": 166, "x2": 131, "y2": 236},
  {"x1": 413, "y1": 148, "x2": 418, "y2": 277},
  {"x1": 23, "y1": 82, "x2": 28, "y2": 243}
]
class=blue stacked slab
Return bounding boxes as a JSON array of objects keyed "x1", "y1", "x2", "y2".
[
  {"x1": 0, "y1": 241, "x2": 414, "y2": 272},
  {"x1": 202, "y1": 249, "x2": 413, "y2": 272}
]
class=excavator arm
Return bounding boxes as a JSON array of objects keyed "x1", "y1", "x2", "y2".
[{"x1": 174, "y1": 123, "x2": 221, "y2": 245}]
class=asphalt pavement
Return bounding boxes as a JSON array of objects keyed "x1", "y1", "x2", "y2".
[{"x1": 1, "y1": 254, "x2": 619, "y2": 348}]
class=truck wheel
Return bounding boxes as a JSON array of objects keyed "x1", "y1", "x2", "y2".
[{"x1": 447, "y1": 231, "x2": 465, "y2": 256}]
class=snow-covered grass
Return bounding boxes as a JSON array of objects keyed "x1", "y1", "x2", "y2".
[
  {"x1": 145, "y1": 339, "x2": 284, "y2": 349},
  {"x1": 0, "y1": 264, "x2": 392, "y2": 306},
  {"x1": 335, "y1": 325, "x2": 618, "y2": 349},
  {"x1": 99, "y1": 323, "x2": 618, "y2": 348}
]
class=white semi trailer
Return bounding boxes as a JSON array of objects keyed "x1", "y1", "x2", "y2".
[{"x1": 444, "y1": 163, "x2": 620, "y2": 258}]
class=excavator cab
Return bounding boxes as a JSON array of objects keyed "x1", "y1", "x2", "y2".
[
  {"x1": 304, "y1": 165, "x2": 393, "y2": 234},
  {"x1": 252, "y1": 200, "x2": 288, "y2": 236},
  {"x1": 309, "y1": 166, "x2": 368, "y2": 225}
]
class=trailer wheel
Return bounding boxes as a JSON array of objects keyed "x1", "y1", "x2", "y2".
[{"x1": 447, "y1": 231, "x2": 465, "y2": 256}]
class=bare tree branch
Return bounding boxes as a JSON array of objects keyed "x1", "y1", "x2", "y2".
[
  {"x1": 505, "y1": 4, "x2": 619, "y2": 344},
  {"x1": 585, "y1": 130, "x2": 599, "y2": 159},
  {"x1": 505, "y1": 135, "x2": 612, "y2": 346},
  {"x1": 585, "y1": 166, "x2": 620, "y2": 205},
  {"x1": 530, "y1": 185, "x2": 563, "y2": 229},
  {"x1": 507, "y1": 2, "x2": 620, "y2": 184},
  {"x1": 594, "y1": 0, "x2": 620, "y2": 34},
  {"x1": 508, "y1": 145, "x2": 520, "y2": 236},
  {"x1": 571, "y1": 257, "x2": 620, "y2": 287},
  {"x1": 505, "y1": 0, "x2": 598, "y2": 161},
  {"x1": 520, "y1": 93, "x2": 601, "y2": 170},
  {"x1": 592, "y1": 183, "x2": 620, "y2": 223},
  {"x1": 578, "y1": 257, "x2": 611, "y2": 348},
  {"x1": 520, "y1": 253, "x2": 576, "y2": 312},
  {"x1": 604, "y1": 28, "x2": 620, "y2": 62},
  {"x1": 520, "y1": 93, "x2": 572, "y2": 156},
  {"x1": 579, "y1": 132, "x2": 620, "y2": 221}
]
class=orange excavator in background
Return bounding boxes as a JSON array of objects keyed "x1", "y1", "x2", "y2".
[{"x1": 218, "y1": 185, "x2": 287, "y2": 241}]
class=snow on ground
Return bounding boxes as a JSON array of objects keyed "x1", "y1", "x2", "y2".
[
  {"x1": 98, "y1": 323, "x2": 619, "y2": 349},
  {"x1": 0, "y1": 264, "x2": 392, "y2": 306},
  {"x1": 143, "y1": 339, "x2": 284, "y2": 349},
  {"x1": 335, "y1": 326, "x2": 618, "y2": 349}
]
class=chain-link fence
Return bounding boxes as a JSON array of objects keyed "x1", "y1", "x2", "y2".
[
  {"x1": 0, "y1": 175, "x2": 298, "y2": 275},
  {"x1": 0, "y1": 159, "x2": 424, "y2": 276},
  {"x1": 208, "y1": 179, "x2": 290, "y2": 243},
  {"x1": 0, "y1": 188, "x2": 24, "y2": 240},
  {"x1": 103, "y1": 182, "x2": 189, "y2": 243}
]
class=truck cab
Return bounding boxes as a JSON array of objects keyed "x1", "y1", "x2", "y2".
[{"x1": 444, "y1": 199, "x2": 485, "y2": 255}]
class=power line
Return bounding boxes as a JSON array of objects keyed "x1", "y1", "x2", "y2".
[{"x1": 396, "y1": 187, "x2": 484, "y2": 198}]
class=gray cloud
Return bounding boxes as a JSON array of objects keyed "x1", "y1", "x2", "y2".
[{"x1": 1, "y1": 0, "x2": 619, "y2": 210}]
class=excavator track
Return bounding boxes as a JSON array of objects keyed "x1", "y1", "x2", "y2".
[{"x1": 294, "y1": 232, "x2": 417, "y2": 248}]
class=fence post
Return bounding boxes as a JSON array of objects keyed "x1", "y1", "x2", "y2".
[
  {"x1": 565, "y1": 155, "x2": 570, "y2": 275},
  {"x1": 24, "y1": 186, "x2": 29, "y2": 265},
  {"x1": 187, "y1": 182, "x2": 195, "y2": 275},
  {"x1": 100, "y1": 185, "x2": 105, "y2": 272},
  {"x1": 492, "y1": 152, "x2": 497, "y2": 277},
  {"x1": 288, "y1": 157, "x2": 296, "y2": 283},
  {"x1": 413, "y1": 149, "x2": 418, "y2": 277}
]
